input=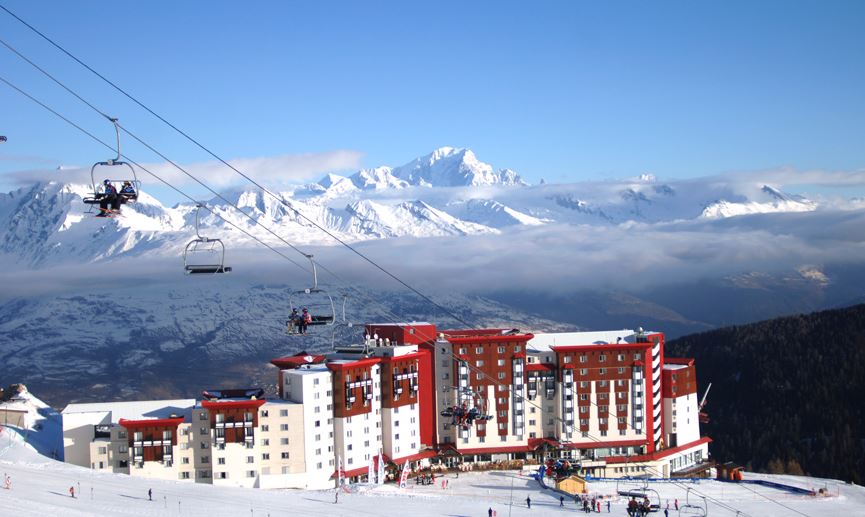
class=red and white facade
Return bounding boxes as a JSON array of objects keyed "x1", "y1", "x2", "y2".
[{"x1": 63, "y1": 322, "x2": 710, "y2": 484}]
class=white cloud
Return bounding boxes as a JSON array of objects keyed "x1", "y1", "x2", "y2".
[{"x1": 5, "y1": 150, "x2": 364, "y2": 188}]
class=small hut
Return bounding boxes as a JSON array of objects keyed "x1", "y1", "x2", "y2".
[{"x1": 555, "y1": 474, "x2": 587, "y2": 495}]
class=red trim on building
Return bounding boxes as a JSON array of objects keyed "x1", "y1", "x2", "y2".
[
  {"x1": 270, "y1": 353, "x2": 326, "y2": 369},
  {"x1": 392, "y1": 449, "x2": 438, "y2": 465},
  {"x1": 605, "y1": 437, "x2": 712, "y2": 464},
  {"x1": 200, "y1": 399, "x2": 266, "y2": 410},
  {"x1": 365, "y1": 323, "x2": 438, "y2": 346},
  {"x1": 665, "y1": 357, "x2": 694, "y2": 366},
  {"x1": 326, "y1": 357, "x2": 382, "y2": 371},
  {"x1": 447, "y1": 444, "x2": 532, "y2": 455},
  {"x1": 526, "y1": 363, "x2": 555, "y2": 372},
  {"x1": 417, "y1": 343, "x2": 436, "y2": 448},
  {"x1": 550, "y1": 343, "x2": 652, "y2": 352},
  {"x1": 118, "y1": 417, "x2": 185, "y2": 428},
  {"x1": 560, "y1": 438, "x2": 649, "y2": 450},
  {"x1": 446, "y1": 334, "x2": 534, "y2": 345}
]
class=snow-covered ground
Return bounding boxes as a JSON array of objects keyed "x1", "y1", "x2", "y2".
[{"x1": 1, "y1": 421, "x2": 862, "y2": 517}]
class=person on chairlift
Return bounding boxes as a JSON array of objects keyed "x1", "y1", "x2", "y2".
[{"x1": 98, "y1": 179, "x2": 120, "y2": 216}]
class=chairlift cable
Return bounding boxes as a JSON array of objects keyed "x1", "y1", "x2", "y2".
[
  {"x1": 0, "y1": 74, "x2": 307, "y2": 273},
  {"x1": 0, "y1": 8, "x2": 477, "y2": 331},
  {"x1": 0, "y1": 36, "x2": 314, "y2": 275}
]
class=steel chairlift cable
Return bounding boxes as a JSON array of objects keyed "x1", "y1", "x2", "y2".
[
  {"x1": 0, "y1": 74, "x2": 307, "y2": 274},
  {"x1": 0, "y1": 3, "x2": 477, "y2": 332}
]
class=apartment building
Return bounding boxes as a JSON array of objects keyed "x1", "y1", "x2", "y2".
[{"x1": 62, "y1": 322, "x2": 710, "y2": 484}]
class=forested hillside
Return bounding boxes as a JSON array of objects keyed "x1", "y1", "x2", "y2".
[{"x1": 667, "y1": 304, "x2": 865, "y2": 483}]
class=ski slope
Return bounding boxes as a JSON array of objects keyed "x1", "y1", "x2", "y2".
[{"x1": 1, "y1": 426, "x2": 862, "y2": 517}]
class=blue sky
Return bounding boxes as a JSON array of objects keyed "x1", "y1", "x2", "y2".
[{"x1": 1, "y1": 0, "x2": 863, "y2": 199}]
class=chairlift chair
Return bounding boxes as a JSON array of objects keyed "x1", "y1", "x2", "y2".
[
  {"x1": 286, "y1": 255, "x2": 335, "y2": 334},
  {"x1": 183, "y1": 204, "x2": 232, "y2": 274},
  {"x1": 81, "y1": 118, "x2": 140, "y2": 208},
  {"x1": 678, "y1": 487, "x2": 708, "y2": 516}
]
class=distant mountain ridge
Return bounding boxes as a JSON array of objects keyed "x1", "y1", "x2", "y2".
[{"x1": 0, "y1": 147, "x2": 822, "y2": 268}]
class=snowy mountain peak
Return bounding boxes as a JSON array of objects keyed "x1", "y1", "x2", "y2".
[
  {"x1": 391, "y1": 147, "x2": 526, "y2": 187},
  {"x1": 349, "y1": 166, "x2": 408, "y2": 190}
]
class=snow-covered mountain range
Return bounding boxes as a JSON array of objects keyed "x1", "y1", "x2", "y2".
[{"x1": 0, "y1": 146, "x2": 821, "y2": 268}]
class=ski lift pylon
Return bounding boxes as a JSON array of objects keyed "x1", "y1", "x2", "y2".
[
  {"x1": 286, "y1": 254, "x2": 335, "y2": 334},
  {"x1": 82, "y1": 118, "x2": 140, "y2": 207},
  {"x1": 183, "y1": 204, "x2": 232, "y2": 274}
]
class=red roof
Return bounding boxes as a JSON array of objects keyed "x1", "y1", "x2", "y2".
[
  {"x1": 391, "y1": 449, "x2": 437, "y2": 465},
  {"x1": 446, "y1": 333, "x2": 534, "y2": 345},
  {"x1": 200, "y1": 399, "x2": 266, "y2": 410},
  {"x1": 605, "y1": 437, "x2": 712, "y2": 464},
  {"x1": 526, "y1": 363, "x2": 555, "y2": 372},
  {"x1": 118, "y1": 417, "x2": 185, "y2": 428},
  {"x1": 270, "y1": 352, "x2": 326, "y2": 369},
  {"x1": 326, "y1": 357, "x2": 382, "y2": 371}
]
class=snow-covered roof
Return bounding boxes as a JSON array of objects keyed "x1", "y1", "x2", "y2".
[
  {"x1": 663, "y1": 363, "x2": 689, "y2": 371},
  {"x1": 62, "y1": 399, "x2": 196, "y2": 425},
  {"x1": 528, "y1": 330, "x2": 654, "y2": 353}
]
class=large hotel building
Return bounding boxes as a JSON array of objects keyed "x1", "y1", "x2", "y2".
[{"x1": 62, "y1": 323, "x2": 710, "y2": 486}]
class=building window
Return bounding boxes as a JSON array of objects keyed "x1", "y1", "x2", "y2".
[
  {"x1": 599, "y1": 355, "x2": 606, "y2": 362},
  {"x1": 262, "y1": 425, "x2": 269, "y2": 432},
  {"x1": 281, "y1": 452, "x2": 290, "y2": 459},
  {"x1": 475, "y1": 347, "x2": 484, "y2": 354},
  {"x1": 280, "y1": 409, "x2": 288, "y2": 417},
  {"x1": 579, "y1": 381, "x2": 588, "y2": 388},
  {"x1": 200, "y1": 442, "x2": 208, "y2": 450},
  {"x1": 579, "y1": 355, "x2": 587, "y2": 363},
  {"x1": 497, "y1": 359, "x2": 505, "y2": 366},
  {"x1": 579, "y1": 394, "x2": 587, "y2": 401},
  {"x1": 498, "y1": 372, "x2": 506, "y2": 379},
  {"x1": 218, "y1": 458, "x2": 225, "y2": 465},
  {"x1": 618, "y1": 367, "x2": 625, "y2": 374},
  {"x1": 180, "y1": 471, "x2": 190, "y2": 479},
  {"x1": 617, "y1": 354, "x2": 625, "y2": 361},
  {"x1": 497, "y1": 346, "x2": 505, "y2": 353},
  {"x1": 579, "y1": 369, "x2": 587, "y2": 375},
  {"x1": 634, "y1": 353, "x2": 641, "y2": 360},
  {"x1": 246, "y1": 456, "x2": 254, "y2": 463},
  {"x1": 459, "y1": 348, "x2": 467, "y2": 355},
  {"x1": 563, "y1": 356, "x2": 572, "y2": 363},
  {"x1": 281, "y1": 438, "x2": 289, "y2": 445},
  {"x1": 280, "y1": 424, "x2": 289, "y2": 431},
  {"x1": 476, "y1": 360, "x2": 485, "y2": 367},
  {"x1": 199, "y1": 412, "x2": 208, "y2": 421},
  {"x1": 118, "y1": 431, "x2": 127, "y2": 439},
  {"x1": 313, "y1": 378, "x2": 320, "y2": 385},
  {"x1": 262, "y1": 453, "x2": 270, "y2": 460}
]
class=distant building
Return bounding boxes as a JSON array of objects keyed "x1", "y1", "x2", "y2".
[{"x1": 61, "y1": 322, "x2": 710, "y2": 486}]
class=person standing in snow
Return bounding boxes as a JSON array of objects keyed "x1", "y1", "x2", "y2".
[
  {"x1": 148, "y1": 488, "x2": 152, "y2": 501},
  {"x1": 69, "y1": 485, "x2": 75, "y2": 498},
  {"x1": 607, "y1": 499, "x2": 611, "y2": 512},
  {"x1": 526, "y1": 495, "x2": 531, "y2": 509},
  {"x1": 488, "y1": 508, "x2": 493, "y2": 517},
  {"x1": 560, "y1": 495, "x2": 564, "y2": 506}
]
